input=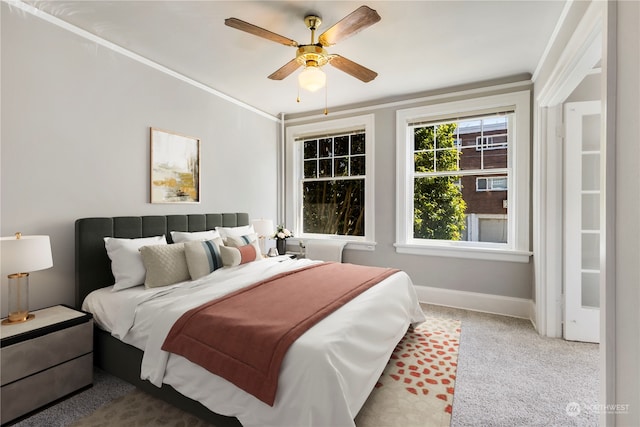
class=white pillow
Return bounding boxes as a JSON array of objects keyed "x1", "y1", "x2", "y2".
[
  {"x1": 170, "y1": 230, "x2": 220, "y2": 243},
  {"x1": 215, "y1": 225, "x2": 255, "y2": 241},
  {"x1": 104, "y1": 235, "x2": 167, "y2": 291}
]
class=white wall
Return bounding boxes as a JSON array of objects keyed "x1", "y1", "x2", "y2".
[
  {"x1": 0, "y1": 5, "x2": 279, "y2": 316},
  {"x1": 566, "y1": 72, "x2": 601, "y2": 103},
  {"x1": 611, "y1": 1, "x2": 640, "y2": 423}
]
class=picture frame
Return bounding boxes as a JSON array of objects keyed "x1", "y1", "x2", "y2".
[{"x1": 150, "y1": 127, "x2": 200, "y2": 204}]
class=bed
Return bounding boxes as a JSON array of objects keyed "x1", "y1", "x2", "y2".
[{"x1": 75, "y1": 213, "x2": 425, "y2": 427}]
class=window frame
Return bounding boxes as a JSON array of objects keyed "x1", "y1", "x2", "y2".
[
  {"x1": 395, "y1": 91, "x2": 531, "y2": 262},
  {"x1": 285, "y1": 114, "x2": 375, "y2": 250}
]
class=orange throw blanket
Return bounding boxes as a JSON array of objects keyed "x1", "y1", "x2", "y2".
[{"x1": 161, "y1": 262, "x2": 399, "y2": 406}]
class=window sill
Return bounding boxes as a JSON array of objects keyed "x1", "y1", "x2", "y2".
[
  {"x1": 290, "y1": 238, "x2": 377, "y2": 252},
  {"x1": 394, "y1": 243, "x2": 532, "y2": 263}
]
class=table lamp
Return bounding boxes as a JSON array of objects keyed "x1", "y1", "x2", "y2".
[
  {"x1": 251, "y1": 219, "x2": 274, "y2": 256},
  {"x1": 1, "y1": 233, "x2": 53, "y2": 324}
]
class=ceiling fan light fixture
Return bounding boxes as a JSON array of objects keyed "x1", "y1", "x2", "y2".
[{"x1": 298, "y1": 65, "x2": 326, "y2": 92}]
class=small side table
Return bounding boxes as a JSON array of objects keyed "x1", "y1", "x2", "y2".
[{"x1": 1, "y1": 305, "x2": 93, "y2": 425}]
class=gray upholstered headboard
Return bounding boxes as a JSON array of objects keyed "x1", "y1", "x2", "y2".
[{"x1": 75, "y1": 213, "x2": 249, "y2": 309}]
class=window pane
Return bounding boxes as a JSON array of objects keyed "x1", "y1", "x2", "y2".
[
  {"x1": 436, "y1": 147, "x2": 460, "y2": 172},
  {"x1": 304, "y1": 140, "x2": 317, "y2": 159},
  {"x1": 487, "y1": 116, "x2": 508, "y2": 132},
  {"x1": 415, "y1": 151, "x2": 435, "y2": 173},
  {"x1": 459, "y1": 145, "x2": 482, "y2": 170},
  {"x1": 335, "y1": 136, "x2": 349, "y2": 156},
  {"x1": 334, "y1": 157, "x2": 349, "y2": 176},
  {"x1": 351, "y1": 155, "x2": 366, "y2": 176},
  {"x1": 304, "y1": 160, "x2": 317, "y2": 178},
  {"x1": 458, "y1": 119, "x2": 482, "y2": 139},
  {"x1": 488, "y1": 133, "x2": 508, "y2": 147},
  {"x1": 351, "y1": 134, "x2": 365, "y2": 154},
  {"x1": 319, "y1": 138, "x2": 333, "y2": 158},
  {"x1": 478, "y1": 218, "x2": 508, "y2": 243},
  {"x1": 414, "y1": 176, "x2": 467, "y2": 240},
  {"x1": 414, "y1": 124, "x2": 459, "y2": 172},
  {"x1": 492, "y1": 177, "x2": 507, "y2": 189},
  {"x1": 303, "y1": 179, "x2": 365, "y2": 236},
  {"x1": 414, "y1": 173, "x2": 508, "y2": 243},
  {"x1": 415, "y1": 126, "x2": 435, "y2": 151},
  {"x1": 482, "y1": 147, "x2": 508, "y2": 169},
  {"x1": 318, "y1": 159, "x2": 332, "y2": 177}
]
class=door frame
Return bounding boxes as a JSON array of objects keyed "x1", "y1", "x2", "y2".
[
  {"x1": 534, "y1": 0, "x2": 603, "y2": 338},
  {"x1": 533, "y1": 1, "x2": 614, "y2": 425}
]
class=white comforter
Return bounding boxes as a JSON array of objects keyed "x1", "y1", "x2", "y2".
[{"x1": 83, "y1": 257, "x2": 425, "y2": 427}]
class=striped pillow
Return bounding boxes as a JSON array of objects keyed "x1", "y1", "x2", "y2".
[{"x1": 184, "y1": 237, "x2": 224, "y2": 280}]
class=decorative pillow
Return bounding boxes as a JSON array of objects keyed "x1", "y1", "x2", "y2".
[
  {"x1": 170, "y1": 230, "x2": 221, "y2": 243},
  {"x1": 219, "y1": 240, "x2": 261, "y2": 267},
  {"x1": 225, "y1": 233, "x2": 258, "y2": 248},
  {"x1": 139, "y1": 243, "x2": 191, "y2": 288},
  {"x1": 215, "y1": 225, "x2": 255, "y2": 241},
  {"x1": 184, "y1": 237, "x2": 225, "y2": 280},
  {"x1": 104, "y1": 235, "x2": 167, "y2": 291}
]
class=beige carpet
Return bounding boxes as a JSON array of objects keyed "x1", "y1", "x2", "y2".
[{"x1": 70, "y1": 316, "x2": 461, "y2": 427}]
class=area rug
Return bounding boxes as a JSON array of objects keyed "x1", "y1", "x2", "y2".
[
  {"x1": 355, "y1": 316, "x2": 461, "y2": 427},
  {"x1": 70, "y1": 316, "x2": 461, "y2": 427}
]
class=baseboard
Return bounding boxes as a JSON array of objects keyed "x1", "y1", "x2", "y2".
[{"x1": 414, "y1": 285, "x2": 533, "y2": 319}]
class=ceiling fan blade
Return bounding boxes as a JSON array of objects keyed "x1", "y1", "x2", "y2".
[
  {"x1": 318, "y1": 6, "x2": 381, "y2": 46},
  {"x1": 268, "y1": 58, "x2": 301, "y2": 80},
  {"x1": 225, "y1": 18, "x2": 298, "y2": 47},
  {"x1": 329, "y1": 55, "x2": 377, "y2": 83}
]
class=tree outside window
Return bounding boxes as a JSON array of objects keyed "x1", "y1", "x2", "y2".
[
  {"x1": 413, "y1": 124, "x2": 467, "y2": 240},
  {"x1": 411, "y1": 115, "x2": 510, "y2": 244},
  {"x1": 302, "y1": 132, "x2": 366, "y2": 236}
]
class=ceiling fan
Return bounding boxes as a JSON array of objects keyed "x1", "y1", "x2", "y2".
[{"x1": 225, "y1": 5, "x2": 381, "y2": 92}]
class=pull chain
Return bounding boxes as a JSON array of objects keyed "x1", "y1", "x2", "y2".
[{"x1": 323, "y1": 79, "x2": 328, "y2": 115}]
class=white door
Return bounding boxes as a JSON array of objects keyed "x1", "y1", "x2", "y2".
[{"x1": 564, "y1": 101, "x2": 600, "y2": 343}]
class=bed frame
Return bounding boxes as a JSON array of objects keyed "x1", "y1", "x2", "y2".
[{"x1": 75, "y1": 213, "x2": 248, "y2": 426}]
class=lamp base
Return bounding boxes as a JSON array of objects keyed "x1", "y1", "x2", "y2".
[{"x1": 2, "y1": 313, "x2": 35, "y2": 325}]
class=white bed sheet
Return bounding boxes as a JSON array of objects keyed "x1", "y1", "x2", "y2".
[{"x1": 83, "y1": 258, "x2": 425, "y2": 427}]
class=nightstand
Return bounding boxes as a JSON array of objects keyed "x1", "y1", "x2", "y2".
[{"x1": 0, "y1": 305, "x2": 93, "y2": 425}]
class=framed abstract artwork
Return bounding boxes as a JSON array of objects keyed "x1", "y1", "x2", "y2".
[{"x1": 150, "y1": 127, "x2": 200, "y2": 203}]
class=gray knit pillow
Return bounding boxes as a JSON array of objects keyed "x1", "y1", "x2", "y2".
[{"x1": 140, "y1": 243, "x2": 190, "y2": 288}]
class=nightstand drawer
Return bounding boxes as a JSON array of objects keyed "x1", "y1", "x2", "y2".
[
  {"x1": 1, "y1": 353, "x2": 93, "y2": 424},
  {"x1": 1, "y1": 320, "x2": 92, "y2": 386}
]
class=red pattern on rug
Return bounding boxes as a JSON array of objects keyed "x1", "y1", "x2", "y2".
[{"x1": 374, "y1": 318, "x2": 461, "y2": 417}]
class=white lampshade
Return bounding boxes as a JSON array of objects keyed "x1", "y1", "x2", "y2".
[
  {"x1": 1, "y1": 234, "x2": 53, "y2": 324},
  {"x1": 298, "y1": 66, "x2": 326, "y2": 92},
  {"x1": 251, "y1": 219, "x2": 274, "y2": 238},
  {"x1": 1, "y1": 234, "x2": 53, "y2": 274}
]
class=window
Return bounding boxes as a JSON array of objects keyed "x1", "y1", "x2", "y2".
[
  {"x1": 395, "y1": 91, "x2": 530, "y2": 262},
  {"x1": 286, "y1": 114, "x2": 375, "y2": 248},
  {"x1": 476, "y1": 176, "x2": 508, "y2": 191},
  {"x1": 301, "y1": 132, "x2": 365, "y2": 236}
]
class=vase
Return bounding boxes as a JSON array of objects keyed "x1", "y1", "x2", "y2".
[{"x1": 276, "y1": 239, "x2": 286, "y2": 255}]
